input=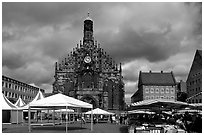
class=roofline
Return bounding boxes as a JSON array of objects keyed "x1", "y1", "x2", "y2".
[{"x1": 186, "y1": 50, "x2": 202, "y2": 81}]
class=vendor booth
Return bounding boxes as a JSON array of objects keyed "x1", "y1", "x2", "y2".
[
  {"x1": 2, "y1": 94, "x2": 23, "y2": 124},
  {"x1": 128, "y1": 99, "x2": 194, "y2": 133},
  {"x1": 28, "y1": 93, "x2": 93, "y2": 133}
]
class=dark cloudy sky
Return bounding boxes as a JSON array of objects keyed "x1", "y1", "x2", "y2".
[{"x1": 2, "y1": 2, "x2": 202, "y2": 104}]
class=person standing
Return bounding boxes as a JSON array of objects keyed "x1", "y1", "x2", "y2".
[{"x1": 110, "y1": 115, "x2": 113, "y2": 123}]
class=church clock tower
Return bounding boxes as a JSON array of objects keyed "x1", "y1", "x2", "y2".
[{"x1": 53, "y1": 13, "x2": 125, "y2": 111}]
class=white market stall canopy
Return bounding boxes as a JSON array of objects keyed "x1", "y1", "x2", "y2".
[
  {"x1": 190, "y1": 103, "x2": 202, "y2": 110},
  {"x1": 128, "y1": 110, "x2": 155, "y2": 114},
  {"x1": 20, "y1": 90, "x2": 45, "y2": 109},
  {"x1": 14, "y1": 97, "x2": 26, "y2": 107},
  {"x1": 131, "y1": 99, "x2": 193, "y2": 110},
  {"x1": 2, "y1": 93, "x2": 18, "y2": 110},
  {"x1": 2, "y1": 93, "x2": 23, "y2": 124},
  {"x1": 27, "y1": 93, "x2": 93, "y2": 133},
  {"x1": 30, "y1": 93, "x2": 93, "y2": 109},
  {"x1": 54, "y1": 109, "x2": 74, "y2": 113},
  {"x1": 85, "y1": 108, "x2": 114, "y2": 115}
]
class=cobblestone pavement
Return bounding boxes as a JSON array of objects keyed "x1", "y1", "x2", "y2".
[{"x1": 2, "y1": 122, "x2": 129, "y2": 133}]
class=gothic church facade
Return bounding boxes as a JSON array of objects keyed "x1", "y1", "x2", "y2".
[{"x1": 53, "y1": 15, "x2": 125, "y2": 111}]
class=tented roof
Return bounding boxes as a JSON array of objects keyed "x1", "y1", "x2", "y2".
[
  {"x1": 85, "y1": 108, "x2": 114, "y2": 115},
  {"x1": 131, "y1": 99, "x2": 193, "y2": 110},
  {"x1": 128, "y1": 110, "x2": 155, "y2": 114},
  {"x1": 30, "y1": 93, "x2": 92, "y2": 109},
  {"x1": 54, "y1": 109, "x2": 74, "y2": 113},
  {"x1": 14, "y1": 97, "x2": 26, "y2": 107},
  {"x1": 32, "y1": 90, "x2": 45, "y2": 102},
  {"x1": 2, "y1": 94, "x2": 18, "y2": 110},
  {"x1": 20, "y1": 90, "x2": 45, "y2": 109}
]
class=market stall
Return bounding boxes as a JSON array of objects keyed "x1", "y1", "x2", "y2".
[
  {"x1": 128, "y1": 99, "x2": 194, "y2": 133},
  {"x1": 28, "y1": 93, "x2": 93, "y2": 132},
  {"x1": 2, "y1": 94, "x2": 23, "y2": 124},
  {"x1": 84, "y1": 108, "x2": 114, "y2": 123}
]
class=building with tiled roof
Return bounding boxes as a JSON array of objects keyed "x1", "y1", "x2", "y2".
[
  {"x1": 186, "y1": 50, "x2": 202, "y2": 104},
  {"x1": 131, "y1": 71, "x2": 177, "y2": 103}
]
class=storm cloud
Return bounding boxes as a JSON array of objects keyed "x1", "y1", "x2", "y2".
[{"x1": 2, "y1": 2, "x2": 202, "y2": 104}]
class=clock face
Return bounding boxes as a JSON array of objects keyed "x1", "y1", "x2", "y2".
[{"x1": 84, "y1": 56, "x2": 91, "y2": 63}]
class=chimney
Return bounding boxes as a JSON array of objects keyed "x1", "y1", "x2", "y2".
[
  {"x1": 161, "y1": 71, "x2": 163, "y2": 73},
  {"x1": 149, "y1": 70, "x2": 152, "y2": 73}
]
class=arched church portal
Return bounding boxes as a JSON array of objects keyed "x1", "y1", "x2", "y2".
[{"x1": 80, "y1": 94, "x2": 98, "y2": 110}]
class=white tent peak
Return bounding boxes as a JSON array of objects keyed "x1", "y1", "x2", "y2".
[
  {"x1": 32, "y1": 90, "x2": 45, "y2": 102},
  {"x1": 30, "y1": 93, "x2": 92, "y2": 108},
  {"x1": 14, "y1": 97, "x2": 26, "y2": 107},
  {"x1": 2, "y1": 93, "x2": 18, "y2": 110},
  {"x1": 20, "y1": 90, "x2": 45, "y2": 109},
  {"x1": 85, "y1": 108, "x2": 114, "y2": 115}
]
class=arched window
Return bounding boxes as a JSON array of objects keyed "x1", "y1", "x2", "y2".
[
  {"x1": 161, "y1": 88, "x2": 164, "y2": 93},
  {"x1": 145, "y1": 88, "x2": 149, "y2": 93},
  {"x1": 150, "y1": 88, "x2": 154, "y2": 93},
  {"x1": 165, "y1": 88, "x2": 169, "y2": 93}
]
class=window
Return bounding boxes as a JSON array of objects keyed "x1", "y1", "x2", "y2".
[
  {"x1": 155, "y1": 88, "x2": 159, "y2": 93},
  {"x1": 151, "y1": 96, "x2": 154, "y2": 99},
  {"x1": 150, "y1": 88, "x2": 154, "y2": 93},
  {"x1": 161, "y1": 88, "x2": 164, "y2": 93},
  {"x1": 2, "y1": 82, "x2": 4, "y2": 87},
  {"x1": 171, "y1": 96, "x2": 174, "y2": 99},
  {"x1": 145, "y1": 88, "x2": 149, "y2": 93},
  {"x1": 165, "y1": 88, "x2": 169, "y2": 93},
  {"x1": 160, "y1": 96, "x2": 164, "y2": 99},
  {"x1": 156, "y1": 96, "x2": 159, "y2": 99},
  {"x1": 145, "y1": 96, "x2": 149, "y2": 100},
  {"x1": 5, "y1": 83, "x2": 8, "y2": 88},
  {"x1": 170, "y1": 88, "x2": 174, "y2": 93},
  {"x1": 5, "y1": 91, "x2": 8, "y2": 97}
]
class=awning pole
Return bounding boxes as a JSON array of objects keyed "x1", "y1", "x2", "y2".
[
  {"x1": 66, "y1": 106, "x2": 68, "y2": 133},
  {"x1": 68, "y1": 107, "x2": 70, "y2": 123},
  {"x1": 41, "y1": 110, "x2": 43, "y2": 123},
  {"x1": 17, "y1": 109, "x2": 18, "y2": 124},
  {"x1": 28, "y1": 106, "x2": 31, "y2": 132},
  {"x1": 53, "y1": 109, "x2": 55, "y2": 126},
  {"x1": 91, "y1": 108, "x2": 93, "y2": 131},
  {"x1": 80, "y1": 108, "x2": 82, "y2": 128},
  {"x1": 47, "y1": 109, "x2": 49, "y2": 123},
  {"x1": 60, "y1": 110, "x2": 62, "y2": 124}
]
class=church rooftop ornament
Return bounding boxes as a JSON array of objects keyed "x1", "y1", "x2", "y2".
[{"x1": 85, "y1": 12, "x2": 92, "y2": 21}]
